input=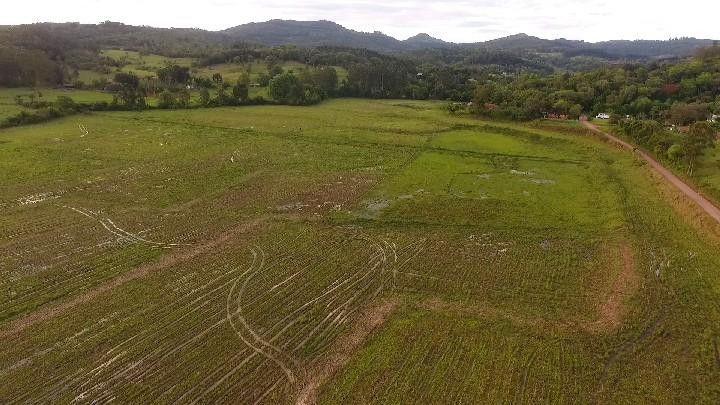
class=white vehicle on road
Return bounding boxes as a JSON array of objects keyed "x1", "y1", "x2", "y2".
[{"x1": 596, "y1": 113, "x2": 610, "y2": 119}]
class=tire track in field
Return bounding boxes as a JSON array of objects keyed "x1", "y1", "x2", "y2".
[
  {"x1": 125, "y1": 233, "x2": 307, "y2": 387},
  {"x1": 0, "y1": 217, "x2": 268, "y2": 339},
  {"x1": 201, "y1": 237, "x2": 385, "y2": 402},
  {"x1": 65, "y1": 206, "x2": 190, "y2": 248},
  {"x1": 295, "y1": 299, "x2": 399, "y2": 405},
  {"x1": 227, "y1": 246, "x2": 299, "y2": 385},
  {"x1": 67, "y1": 232, "x2": 309, "y2": 401},
  {"x1": 196, "y1": 233, "x2": 397, "y2": 402},
  {"x1": 187, "y1": 241, "x2": 365, "y2": 401}
]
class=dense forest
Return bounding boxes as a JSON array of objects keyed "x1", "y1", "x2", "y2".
[{"x1": 472, "y1": 46, "x2": 720, "y2": 121}]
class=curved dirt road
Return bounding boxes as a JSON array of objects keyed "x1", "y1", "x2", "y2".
[{"x1": 582, "y1": 120, "x2": 720, "y2": 224}]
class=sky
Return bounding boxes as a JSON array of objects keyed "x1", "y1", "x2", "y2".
[{"x1": 2, "y1": 0, "x2": 718, "y2": 43}]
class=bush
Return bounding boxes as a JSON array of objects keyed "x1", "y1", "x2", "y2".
[
  {"x1": 199, "y1": 88, "x2": 210, "y2": 106},
  {"x1": 55, "y1": 96, "x2": 78, "y2": 113},
  {"x1": 667, "y1": 144, "x2": 684, "y2": 161},
  {"x1": 257, "y1": 73, "x2": 271, "y2": 87},
  {"x1": 232, "y1": 82, "x2": 249, "y2": 102},
  {"x1": 157, "y1": 90, "x2": 177, "y2": 109},
  {"x1": 445, "y1": 103, "x2": 466, "y2": 114}
]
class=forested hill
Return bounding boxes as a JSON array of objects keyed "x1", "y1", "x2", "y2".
[
  {"x1": 1, "y1": 20, "x2": 714, "y2": 63},
  {"x1": 1, "y1": 20, "x2": 719, "y2": 97},
  {"x1": 478, "y1": 33, "x2": 715, "y2": 58},
  {"x1": 223, "y1": 20, "x2": 406, "y2": 53},
  {"x1": 223, "y1": 20, "x2": 716, "y2": 59},
  {"x1": 223, "y1": 20, "x2": 450, "y2": 53},
  {"x1": 0, "y1": 22, "x2": 233, "y2": 57}
]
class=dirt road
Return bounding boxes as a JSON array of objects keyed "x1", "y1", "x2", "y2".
[{"x1": 582, "y1": 120, "x2": 720, "y2": 224}]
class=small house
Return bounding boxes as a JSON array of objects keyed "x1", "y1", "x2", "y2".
[{"x1": 543, "y1": 112, "x2": 569, "y2": 120}]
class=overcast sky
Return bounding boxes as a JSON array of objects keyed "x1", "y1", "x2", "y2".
[{"x1": 2, "y1": 0, "x2": 718, "y2": 42}]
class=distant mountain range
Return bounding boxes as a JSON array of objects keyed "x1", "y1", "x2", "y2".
[
  {"x1": 1, "y1": 19, "x2": 716, "y2": 62},
  {"x1": 223, "y1": 19, "x2": 717, "y2": 59}
]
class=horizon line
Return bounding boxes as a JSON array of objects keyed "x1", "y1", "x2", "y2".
[{"x1": 2, "y1": 19, "x2": 717, "y2": 45}]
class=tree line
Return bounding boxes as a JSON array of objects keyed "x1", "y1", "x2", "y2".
[
  {"x1": 472, "y1": 47, "x2": 720, "y2": 121},
  {"x1": 1, "y1": 61, "x2": 342, "y2": 127},
  {"x1": 615, "y1": 119, "x2": 716, "y2": 176}
]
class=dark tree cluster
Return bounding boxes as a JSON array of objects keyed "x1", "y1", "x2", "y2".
[
  {"x1": 268, "y1": 66, "x2": 338, "y2": 105},
  {"x1": 0, "y1": 46, "x2": 62, "y2": 86}
]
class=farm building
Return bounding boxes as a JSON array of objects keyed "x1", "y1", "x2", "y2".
[{"x1": 543, "y1": 112, "x2": 569, "y2": 120}]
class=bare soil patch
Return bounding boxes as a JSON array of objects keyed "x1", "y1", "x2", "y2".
[
  {"x1": 589, "y1": 244, "x2": 639, "y2": 332},
  {"x1": 276, "y1": 175, "x2": 378, "y2": 218},
  {"x1": 574, "y1": 242, "x2": 641, "y2": 336}
]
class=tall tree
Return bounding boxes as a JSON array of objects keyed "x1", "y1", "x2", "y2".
[
  {"x1": 268, "y1": 72, "x2": 305, "y2": 105},
  {"x1": 112, "y1": 72, "x2": 145, "y2": 109},
  {"x1": 683, "y1": 121, "x2": 717, "y2": 175}
]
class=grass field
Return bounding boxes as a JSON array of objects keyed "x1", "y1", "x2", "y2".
[
  {"x1": 0, "y1": 88, "x2": 115, "y2": 120},
  {"x1": 1, "y1": 49, "x2": 346, "y2": 118},
  {"x1": 595, "y1": 117, "x2": 720, "y2": 208},
  {"x1": 100, "y1": 49, "x2": 194, "y2": 78},
  {"x1": 1, "y1": 99, "x2": 720, "y2": 403},
  {"x1": 58, "y1": 49, "x2": 345, "y2": 108},
  {"x1": 94, "y1": 49, "x2": 348, "y2": 87}
]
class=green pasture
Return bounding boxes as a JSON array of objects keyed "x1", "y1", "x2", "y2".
[{"x1": 1, "y1": 99, "x2": 719, "y2": 403}]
